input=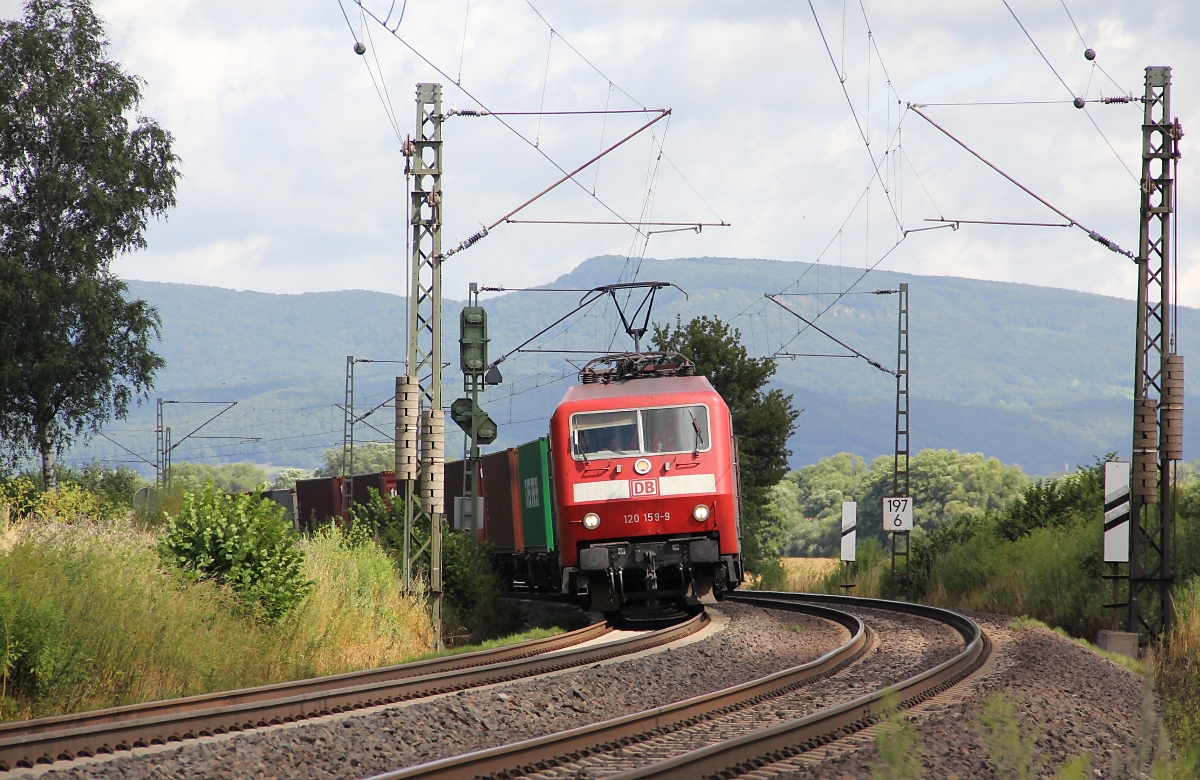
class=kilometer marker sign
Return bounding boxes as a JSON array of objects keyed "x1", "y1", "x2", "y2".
[{"x1": 883, "y1": 496, "x2": 913, "y2": 532}]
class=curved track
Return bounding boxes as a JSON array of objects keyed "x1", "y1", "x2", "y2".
[
  {"x1": 605, "y1": 592, "x2": 988, "y2": 779},
  {"x1": 370, "y1": 592, "x2": 986, "y2": 780},
  {"x1": 0, "y1": 613, "x2": 707, "y2": 772}
]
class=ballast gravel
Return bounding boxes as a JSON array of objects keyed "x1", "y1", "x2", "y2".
[
  {"x1": 522, "y1": 605, "x2": 965, "y2": 778},
  {"x1": 38, "y1": 602, "x2": 846, "y2": 780},
  {"x1": 767, "y1": 614, "x2": 1155, "y2": 779}
]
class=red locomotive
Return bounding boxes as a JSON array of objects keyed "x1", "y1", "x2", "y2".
[{"x1": 449, "y1": 353, "x2": 745, "y2": 613}]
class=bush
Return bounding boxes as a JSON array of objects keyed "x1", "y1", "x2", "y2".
[
  {"x1": 159, "y1": 482, "x2": 312, "y2": 621},
  {"x1": 440, "y1": 531, "x2": 520, "y2": 643},
  {"x1": 0, "y1": 474, "x2": 126, "y2": 523},
  {"x1": 350, "y1": 488, "x2": 407, "y2": 555}
]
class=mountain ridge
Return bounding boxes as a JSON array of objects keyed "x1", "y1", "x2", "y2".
[{"x1": 58, "y1": 255, "x2": 1192, "y2": 477}]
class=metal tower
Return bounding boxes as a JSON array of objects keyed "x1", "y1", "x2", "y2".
[
  {"x1": 403, "y1": 83, "x2": 446, "y2": 648},
  {"x1": 155, "y1": 398, "x2": 164, "y2": 488},
  {"x1": 1129, "y1": 66, "x2": 1183, "y2": 642},
  {"x1": 341, "y1": 355, "x2": 355, "y2": 519},
  {"x1": 891, "y1": 282, "x2": 910, "y2": 600}
]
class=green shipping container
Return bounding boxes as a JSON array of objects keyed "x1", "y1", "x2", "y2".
[{"x1": 516, "y1": 438, "x2": 555, "y2": 551}]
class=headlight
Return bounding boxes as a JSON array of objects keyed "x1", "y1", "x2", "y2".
[
  {"x1": 692, "y1": 504, "x2": 710, "y2": 521},
  {"x1": 583, "y1": 512, "x2": 601, "y2": 529},
  {"x1": 633, "y1": 457, "x2": 652, "y2": 475}
]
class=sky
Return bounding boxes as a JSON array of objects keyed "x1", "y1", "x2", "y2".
[{"x1": 2, "y1": 0, "x2": 1198, "y2": 307}]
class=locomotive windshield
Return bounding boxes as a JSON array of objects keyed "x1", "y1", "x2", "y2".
[{"x1": 571, "y1": 405, "x2": 710, "y2": 459}]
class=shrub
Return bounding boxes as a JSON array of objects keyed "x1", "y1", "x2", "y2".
[
  {"x1": 0, "y1": 475, "x2": 124, "y2": 523},
  {"x1": 159, "y1": 482, "x2": 312, "y2": 621},
  {"x1": 0, "y1": 477, "x2": 39, "y2": 520},
  {"x1": 439, "y1": 531, "x2": 521, "y2": 643},
  {"x1": 350, "y1": 488, "x2": 407, "y2": 555}
]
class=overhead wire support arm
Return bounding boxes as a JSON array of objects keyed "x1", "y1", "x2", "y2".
[
  {"x1": 925, "y1": 218, "x2": 1072, "y2": 228},
  {"x1": 485, "y1": 291, "x2": 610, "y2": 371},
  {"x1": 440, "y1": 110, "x2": 673, "y2": 260},
  {"x1": 96, "y1": 433, "x2": 156, "y2": 468},
  {"x1": 448, "y1": 108, "x2": 669, "y2": 117},
  {"x1": 502, "y1": 219, "x2": 729, "y2": 229},
  {"x1": 165, "y1": 402, "x2": 238, "y2": 453},
  {"x1": 766, "y1": 294, "x2": 897, "y2": 377},
  {"x1": 907, "y1": 104, "x2": 1134, "y2": 259}
]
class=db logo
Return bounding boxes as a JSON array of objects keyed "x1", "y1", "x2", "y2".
[{"x1": 631, "y1": 479, "x2": 658, "y2": 497}]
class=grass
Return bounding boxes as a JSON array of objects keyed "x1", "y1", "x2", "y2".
[
  {"x1": 0, "y1": 519, "x2": 433, "y2": 722},
  {"x1": 1155, "y1": 578, "x2": 1200, "y2": 775}
]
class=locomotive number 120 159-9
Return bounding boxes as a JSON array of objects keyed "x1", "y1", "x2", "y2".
[{"x1": 624, "y1": 511, "x2": 670, "y2": 523}]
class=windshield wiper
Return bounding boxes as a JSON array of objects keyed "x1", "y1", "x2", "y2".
[
  {"x1": 689, "y1": 411, "x2": 704, "y2": 455},
  {"x1": 576, "y1": 431, "x2": 591, "y2": 464}
]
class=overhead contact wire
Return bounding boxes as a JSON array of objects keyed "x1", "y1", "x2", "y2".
[{"x1": 351, "y1": 1, "x2": 648, "y2": 240}]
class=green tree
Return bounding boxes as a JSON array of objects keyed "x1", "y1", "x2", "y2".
[
  {"x1": 170, "y1": 463, "x2": 269, "y2": 494},
  {"x1": 792, "y1": 453, "x2": 869, "y2": 520},
  {"x1": 652, "y1": 315, "x2": 800, "y2": 578},
  {"x1": 995, "y1": 455, "x2": 1107, "y2": 542},
  {"x1": 315, "y1": 442, "x2": 396, "y2": 477},
  {"x1": 272, "y1": 467, "x2": 311, "y2": 491},
  {"x1": 857, "y1": 450, "x2": 1027, "y2": 543},
  {"x1": 0, "y1": 0, "x2": 179, "y2": 488}
]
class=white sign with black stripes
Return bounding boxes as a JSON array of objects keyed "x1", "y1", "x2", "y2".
[
  {"x1": 1103, "y1": 461, "x2": 1131, "y2": 563},
  {"x1": 841, "y1": 501, "x2": 857, "y2": 562}
]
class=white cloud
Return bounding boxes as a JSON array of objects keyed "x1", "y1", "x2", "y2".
[{"x1": 2, "y1": 0, "x2": 1197, "y2": 305}]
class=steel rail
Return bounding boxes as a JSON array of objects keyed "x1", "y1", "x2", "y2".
[
  {"x1": 0, "y1": 615, "x2": 706, "y2": 771},
  {"x1": 606, "y1": 591, "x2": 989, "y2": 780},
  {"x1": 368, "y1": 600, "x2": 869, "y2": 780},
  {"x1": 0, "y1": 620, "x2": 610, "y2": 744}
]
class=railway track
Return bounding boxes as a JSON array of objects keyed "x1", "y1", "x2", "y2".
[
  {"x1": 369, "y1": 592, "x2": 986, "y2": 780},
  {"x1": 0, "y1": 612, "x2": 707, "y2": 773}
]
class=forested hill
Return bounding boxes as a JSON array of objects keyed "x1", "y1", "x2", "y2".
[{"x1": 69, "y1": 255, "x2": 1198, "y2": 477}]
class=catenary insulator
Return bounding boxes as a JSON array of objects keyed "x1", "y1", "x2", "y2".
[
  {"x1": 395, "y1": 375, "x2": 420, "y2": 481},
  {"x1": 1161, "y1": 355, "x2": 1184, "y2": 461},
  {"x1": 419, "y1": 409, "x2": 445, "y2": 514},
  {"x1": 1133, "y1": 398, "x2": 1158, "y2": 502}
]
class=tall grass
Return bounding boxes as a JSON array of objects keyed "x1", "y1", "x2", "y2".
[
  {"x1": 287, "y1": 525, "x2": 431, "y2": 672},
  {"x1": 0, "y1": 520, "x2": 432, "y2": 722},
  {"x1": 1156, "y1": 578, "x2": 1200, "y2": 775}
]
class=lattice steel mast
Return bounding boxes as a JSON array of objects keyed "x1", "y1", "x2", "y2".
[
  {"x1": 401, "y1": 83, "x2": 446, "y2": 649},
  {"x1": 1129, "y1": 66, "x2": 1184, "y2": 642},
  {"x1": 891, "y1": 282, "x2": 910, "y2": 600},
  {"x1": 341, "y1": 356, "x2": 355, "y2": 519}
]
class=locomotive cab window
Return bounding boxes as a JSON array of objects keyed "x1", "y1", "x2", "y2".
[{"x1": 571, "y1": 405, "x2": 710, "y2": 459}]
